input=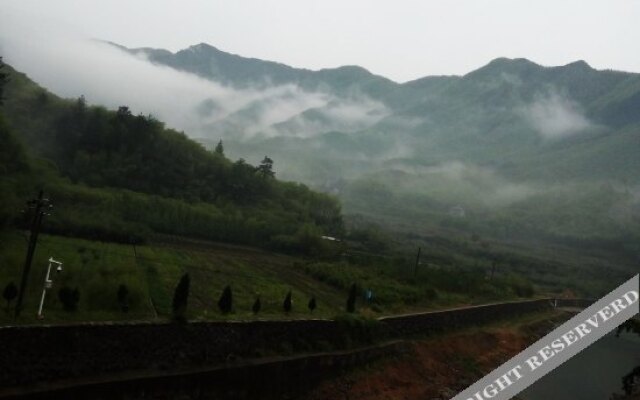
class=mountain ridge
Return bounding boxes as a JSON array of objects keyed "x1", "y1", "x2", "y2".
[
  {"x1": 9, "y1": 41, "x2": 638, "y2": 247},
  {"x1": 119, "y1": 41, "x2": 397, "y2": 99},
  {"x1": 113, "y1": 41, "x2": 640, "y2": 129},
  {"x1": 119, "y1": 41, "x2": 639, "y2": 83},
  {"x1": 107, "y1": 40, "x2": 640, "y2": 185}
]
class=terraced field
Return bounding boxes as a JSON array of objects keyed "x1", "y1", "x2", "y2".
[
  {"x1": 0, "y1": 230, "x2": 548, "y2": 325},
  {"x1": 0, "y1": 232, "x2": 348, "y2": 324}
]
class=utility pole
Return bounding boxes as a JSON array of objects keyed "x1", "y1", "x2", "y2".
[
  {"x1": 414, "y1": 247, "x2": 421, "y2": 278},
  {"x1": 14, "y1": 190, "x2": 52, "y2": 319}
]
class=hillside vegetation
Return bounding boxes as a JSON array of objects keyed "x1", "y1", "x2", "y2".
[
  {"x1": 0, "y1": 62, "x2": 342, "y2": 252},
  {"x1": 0, "y1": 231, "x2": 543, "y2": 324},
  {"x1": 1, "y1": 57, "x2": 635, "y2": 325},
  {"x1": 0, "y1": 60, "x2": 548, "y2": 324}
]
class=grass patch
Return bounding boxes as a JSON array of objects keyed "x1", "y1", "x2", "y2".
[{"x1": 0, "y1": 231, "x2": 542, "y2": 326}]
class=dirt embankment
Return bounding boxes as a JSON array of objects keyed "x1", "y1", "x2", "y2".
[{"x1": 305, "y1": 311, "x2": 568, "y2": 400}]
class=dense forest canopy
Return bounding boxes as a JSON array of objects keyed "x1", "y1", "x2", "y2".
[{"x1": 0, "y1": 61, "x2": 343, "y2": 251}]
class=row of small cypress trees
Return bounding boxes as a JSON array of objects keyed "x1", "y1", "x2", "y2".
[
  {"x1": 171, "y1": 273, "x2": 359, "y2": 321},
  {"x1": 3, "y1": 274, "x2": 359, "y2": 319},
  {"x1": 3, "y1": 281, "x2": 80, "y2": 312}
]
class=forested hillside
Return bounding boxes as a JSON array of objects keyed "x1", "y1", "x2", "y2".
[
  {"x1": 0, "y1": 61, "x2": 343, "y2": 252},
  {"x1": 113, "y1": 43, "x2": 640, "y2": 252}
]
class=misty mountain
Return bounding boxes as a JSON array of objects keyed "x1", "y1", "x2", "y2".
[
  {"x1": 119, "y1": 42, "x2": 400, "y2": 100},
  {"x1": 120, "y1": 42, "x2": 640, "y2": 184},
  {"x1": 7, "y1": 38, "x2": 638, "y2": 247},
  {"x1": 123, "y1": 42, "x2": 640, "y2": 126},
  {"x1": 116, "y1": 42, "x2": 396, "y2": 139},
  {"x1": 114, "y1": 42, "x2": 640, "y2": 248}
]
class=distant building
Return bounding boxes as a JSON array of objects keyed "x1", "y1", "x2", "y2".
[{"x1": 449, "y1": 205, "x2": 466, "y2": 218}]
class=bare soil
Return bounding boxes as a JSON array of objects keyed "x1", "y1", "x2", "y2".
[{"x1": 305, "y1": 312, "x2": 567, "y2": 400}]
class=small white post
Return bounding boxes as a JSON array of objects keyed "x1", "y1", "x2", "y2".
[{"x1": 37, "y1": 257, "x2": 62, "y2": 319}]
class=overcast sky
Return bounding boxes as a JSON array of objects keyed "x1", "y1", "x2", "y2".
[{"x1": 1, "y1": 0, "x2": 639, "y2": 82}]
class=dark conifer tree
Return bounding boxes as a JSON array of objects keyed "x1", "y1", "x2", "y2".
[
  {"x1": 117, "y1": 284, "x2": 129, "y2": 312},
  {"x1": 58, "y1": 286, "x2": 80, "y2": 312},
  {"x1": 2, "y1": 282, "x2": 17, "y2": 308},
  {"x1": 0, "y1": 57, "x2": 8, "y2": 105},
  {"x1": 252, "y1": 296, "x2": 261, "y2": 314},
  {"x1": 257, "y1": 156, "x2": 275, "y2": 178},
  {"x1": 283, "y1": 290, "x2": 292, "y2": 313},
  {"x1": 215, "y1": 139, "x2": 224, "y2": 155},
  {"x1": 218, "y1": 285, "x2": 233, "y2": 314},
  {"x1": 346, "y1": 283, "x2": 357, "y2": 313},
  {"x1": 308, "y1": 297, "x2": 317, "y2": 313},
  {"x1": 172, "y1": 273, "x2": 190, "y2": 321}
]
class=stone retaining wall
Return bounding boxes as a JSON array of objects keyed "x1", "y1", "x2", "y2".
[{"x1": 0, "y1": 298, "x2": 558, "y2": 397}]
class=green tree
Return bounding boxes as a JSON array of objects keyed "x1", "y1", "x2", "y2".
[
  {"x1": 218, "y1": 285, "x2": 233, "y2": 314},
  {"x1": 2, "y1": 282, "x2": 17, "y2": 308},
  {"x1": 117, "y1": 284, "x2": 129, "y2": 313},
  {"x1": 116, "y1": 105, "x2": 131, "y2": 119},
  {"x1": 346, "y1": 283, "x2": 357, "y2": 313},
  {"x1": 172, "y1": 273, "x2": 190, "y2": 321},
  {"x1": 0, "y1": 57, "x2": 8, "y2": 105},
  {"x1": 308, "y1": 296, "x2": 317, "y2": 313},
  {"x1": 283, "y1": 290, "x2": 292, "y2": 313},
  {"x1": 214, "y1": 139, "x2": 224, "y2": 155},
  {"x1": 256, "y1": 156, "x2": 275, "y2": 178},
  {"x1": 252, "y1": 296, "x2": 261, "y2": 314},
  {"x1": 76, "y1": 95, "x2": 86, "y2": 111},
  {"x1": 58, "y1": 286, "x2": 80, "y2": 312}
]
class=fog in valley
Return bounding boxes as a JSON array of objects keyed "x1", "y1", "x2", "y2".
[{"x1": 1, "y1": 8, "x2": 639, "y2": 250}]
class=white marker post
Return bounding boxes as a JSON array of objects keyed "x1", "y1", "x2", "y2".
[{"x1": 37, "y1": 257, "x2": 63, "y2": 319}]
